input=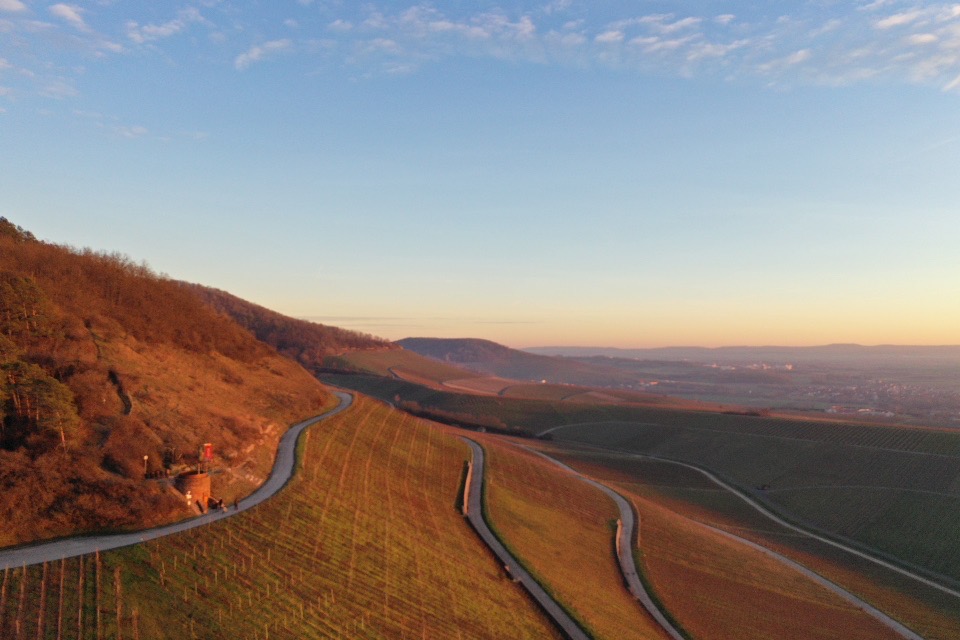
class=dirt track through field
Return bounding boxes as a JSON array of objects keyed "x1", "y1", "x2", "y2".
[{"x1": 0, "y1": 392, "x2": 354, "y2": 570}]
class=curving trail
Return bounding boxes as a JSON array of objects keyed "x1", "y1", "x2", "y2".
[
  {"x1": 0, "y1": 391, "x2": 354, "y2": 570},
  {"x1": 460, "y1": 437, "x2": 591, "y2": 640},
  {"x1": 522, "y1": 446, "x2": 685, "y2": 640}
]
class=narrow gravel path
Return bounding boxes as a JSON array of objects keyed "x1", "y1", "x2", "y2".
[
  {"x1": 460, "y1": 437, "x2": 591, "y2": 640},
  {"x1": 0, "y1": 391, "x2": 353, "y2": 570}
]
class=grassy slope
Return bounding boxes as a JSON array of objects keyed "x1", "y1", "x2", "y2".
[
  {"x1": 554, "y1": 449, "x2": 960, "y2": 640},
  {"x1": 3, "y1": 396, "x2": 561, "y2": 639},
  {"x1": 478, "y1": 437, "x2": 669, "y2": 640}
]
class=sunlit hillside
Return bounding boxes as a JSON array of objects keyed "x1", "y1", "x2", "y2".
[{"x1": 0, "y1": 219, "x2": 330, "y2": 545}]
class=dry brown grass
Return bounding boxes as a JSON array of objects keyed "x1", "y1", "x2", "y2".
[
  {"x1": 479, "y1": 436, "x2": 670, "y2": 640},
  {"x1": 97, "y1": 330, "x2": 335, "y2": 505}
]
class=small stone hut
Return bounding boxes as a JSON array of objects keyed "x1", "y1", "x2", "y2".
[{"x1": 175, "y1": 472, "x2": 211, "y2": 509}]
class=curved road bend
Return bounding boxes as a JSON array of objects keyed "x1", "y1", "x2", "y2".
[
  {"x1": 541, "y1": 426, "x2": 960, "y2": 602},
  {"x1": 521, "y1": 447, "x2": 684, "y2": 640},
  {"x1": 0, "y1": 391, "x2": 354, "y2": 571},
  {"x1": 460, "y1": 437, "x2": 591, "y2": 640},
  {"x1": 529, "y1": 444, "x2": 926, "y2": 640}
]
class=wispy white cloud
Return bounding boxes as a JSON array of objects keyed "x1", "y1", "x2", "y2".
[
  {"x1": 328, "y1": 19, "x2": 353, "y2": 32},
  {"x1": 116, "y1": 124, "x2": 148, "y2": 138},
  {"x1": 875, "y1": 11, "x2": 924, "y2": 29},
  {"x1": 908, "y1": 32, "x2": 939, "y2": 44},
  {"x1": 595, "y1": 30, "x2": 623, "y2": 44},
  {"x1": 234, "y1": 39, "x2": 292, "y2": 70},
  {"x1": 49, "y1": 4, "x2": 88, "y2": 31},
  {"x1": 0, "y1": 0, "x2": 26, "y2": 13},
  {"x1": 7, "y1": 2, "x2": 960, "y2": 99},
  {"x1": 126, "y1": 7, "x2": 206, "y2": 44},
  {"x1": 40, "y1": 78, "x2": 78, "y2": 99},
  {"x1": 944, "y1": 72, "x2": 960, "y2": 90}
]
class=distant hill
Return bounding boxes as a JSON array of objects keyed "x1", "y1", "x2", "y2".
[
  {"x1": 526, "y1": 344, "x2": 960, "y2": 368},
  {"x1": 0, "y1": 218, "x2": 330, "y2": 546},
  {"x1": 189, "y1": 284, "x2": 395, "y2": 374},
  {"x1": 396, "y1": 337, "x2": 636, "y2": 387}
]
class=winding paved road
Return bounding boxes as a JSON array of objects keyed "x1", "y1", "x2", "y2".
[
  {"x1": 528, "y1": 445, "x2": 926, "y2": 640},
  {"x1": 530, "y1": 440, "x2": 940, "y2": 640},
  {"x1": 542, "y1": 425, "x2": 960, "y2": 602},
  {"x1": 0, "y1": 391, "x2": 354, "y2": 570},
  {"x1": 522, "y1": 446, "x2": 685, "y2": 640},
  {"x1": 460, "y1": 437, "x2": 591, "y2": 640}
]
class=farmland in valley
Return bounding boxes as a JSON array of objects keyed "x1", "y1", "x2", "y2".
[
  {"x1": 549, "y1": 447, "x2": 960, "y2": 640},
  {"x1": 326, "y1": 349, "x2": 482, "y2": 384},
  {"x1": 545, "y1": 417, "x2": 960, "y2": 583}
]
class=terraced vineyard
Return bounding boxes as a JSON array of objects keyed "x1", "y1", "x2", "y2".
[
  {"x1": 324, "y1": 373, "x2": 960, "y2": 590},
  {"x1": 3, "y1": 397, "x2": 560, "y2": 639},
  {"x1": 478, "y1": 437, "x2": 669, "y2": 640},
  {"x1": 552, "y1": 448, "x2": 960, "y2": 640}
]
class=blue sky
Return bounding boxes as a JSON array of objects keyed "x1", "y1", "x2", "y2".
[{"x1": 2, "y1": 1, "x2": 959, "y2": 347}]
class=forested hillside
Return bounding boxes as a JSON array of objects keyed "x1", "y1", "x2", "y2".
[
  {"x1": 0, "y1": 218, "x2": 330, "y2": 546},
  {"x1": 190, "y1": 284, "x2": 394, "y2": 374}
]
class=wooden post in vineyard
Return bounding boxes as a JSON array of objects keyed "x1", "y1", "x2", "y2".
[
  {"x1": 114, "y1": 567, "x2": 123, "y2": 640},
  {"x1": 77, "y1": 555, "x2": 84, "y2": 640},
  {"x1": 1, "y1": 566, "x2": 9, "y2": 638},
  {"x1": 57, "y1": 558, "x2": 65, "y2": 640},
  {"x1": 95, "y1": 551, "x2": 102, "y2": 640},
  {"x1": 36, "y1": 561, "x2": 49, "y2": 640},
  {"x1": 132, "y1": 608, "x2": 140, "y2": 640},
  {"x1": 15, "y1": 564, "x2": 27, "y2": 640}
]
